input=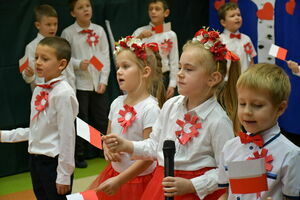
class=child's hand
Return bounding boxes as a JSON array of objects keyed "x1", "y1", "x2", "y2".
[
  {"x1": 287, "y1": 60, "x2": 300, "y2": 74},
  {"x1": 80, "y1": 59, "x2": 90, "y2": 71},
  {"x1": 103, "y1": 142, "x2": 121, "y2": 162},
  {"x1": 137, "y1": 30, "x2": 153, "y2": 39},
  {"x1": 96, "y1": 83, "x2": 106, "y2": 94},
  {"x1": 56, "y1": 183, "x2": 71, "y2": 195},
  {"x1": 24, "y1": 66, "x2": 34, "y2": 77},
  {"x1": 96, "y1": 176, "x2": 121, "y2": 195},
  {"x1": 102, "y1": 134, "x2": 133, "y2": 154},
  {"x1": 162, "y1": 177, "x2": 195, "y2": 197},
  {"x1": 166, "y1": 87, "x2": 175, "y2": 99}
]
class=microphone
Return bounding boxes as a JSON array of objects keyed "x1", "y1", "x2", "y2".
[{"x1": 163, "y1": 140, "x2": 176, "y2": 200}]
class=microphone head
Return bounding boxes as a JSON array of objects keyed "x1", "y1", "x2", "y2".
[{"x1": 163, "y1": 140, "x2": 175, "y2": 157}]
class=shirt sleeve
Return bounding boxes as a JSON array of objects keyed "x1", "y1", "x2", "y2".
[
  {"x1": 142, "y1": 103, "x2": 160, "y2": 129},
  {"x1": 168, "y1": 32, "x2": 179, "y2": 88},
  {"x1": 217, "y1": 147, "x2": 230, "y2": 187},
  {"x1": 1, "y1": 128, "x2": 30, "y2": 142},
  {"x1": 281, "y1": 148, "x2": 300, "y2": 198},
  {"x1": 61, "y1": 30, "x2": 81, "y2": 71},
  {"x1": 54, "y1": 91, "x2": 78, "y2": 185},
  {"x1": 22, "y1": 44, "x2": 36, "y2": 83},
  {"x1": 191, "y1": 116, "x2": 234, "y2": 199},
  {"x1": 97, "y1": 28, "x2": 110, "y2": 85}
]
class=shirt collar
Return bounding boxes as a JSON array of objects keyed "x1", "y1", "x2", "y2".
[
  {"x1": 37, "y1": 33, "x2": 45, "y2": 40},
  {"x1": 247, "y1": 123, "x2": 280, "y2": 142},
  {"x1": 223, "y1": 29, "x2": 240, "y2": 35},
  {"x1": 178, "y1": 96, "x2": 217, "y2": 120},
  {"x1": 44, "y1": 75, "x2": 64, "y2": 85},
  {"x1": 74, "y1": 21, "x2": 93, "y2": 33}
]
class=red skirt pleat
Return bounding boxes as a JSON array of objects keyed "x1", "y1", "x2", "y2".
[
  {"x1": 88, "y1": 163, "x2": 153, "y2": 200},
  {"x1": 141, "y1": 166, "x2": 226, "y2": 200}
]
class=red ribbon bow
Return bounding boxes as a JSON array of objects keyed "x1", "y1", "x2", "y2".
[
  {"x1": 118, "y1": 104, "x2": 137, "y2": 134},
  {"x1": 80, "y1": 29, "x2": 93, "y2": 34},
  {"x1": 175, "y1": 114, "x2": 202, "y2": 145},
  {"x1": 247, "y1": 148, "x2": 274, "y2": 171},
  {"x1": 80, "y1": 29, "x2": 99, "y2": 47},
  {"x1": 230, "y1": 33, "x2": 241, "y2": 39},
  {"x1": 36, "y1": 80, "x2": 60, "y2": 89},
  {"x1": 239, "y1": 132, "x2": 264, "y2": 147}
]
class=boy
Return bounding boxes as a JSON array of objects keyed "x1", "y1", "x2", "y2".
[
  {"x1": 1, "y1": 37, "x2": 78, "y2": 200},
  {"x1": 133, "y1": 0, "x2": 179, "y2": 99},
  {"x1": 218, "y1": 64, "x2": 300, "y2": 199},
  {"x1": 23, "y1": 4, "x2": 76, "y2": 91},
  {"x1": 218, "y1": 2, "x2": 256, "y2": 73},
  {"x1": 61, "y1": 0, "x2": 110, "y2": 168}
]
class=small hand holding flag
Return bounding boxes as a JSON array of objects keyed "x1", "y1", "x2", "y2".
[{"x1": 19, "y1": 55, "x2": 29, "y2": 73}]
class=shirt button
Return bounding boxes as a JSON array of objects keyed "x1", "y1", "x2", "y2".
[{"x1": 249, "y1": 146, "x2": 253, "y2": 150}]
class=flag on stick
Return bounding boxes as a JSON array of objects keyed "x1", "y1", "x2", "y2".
[
  {"x1": 67, "y1": 190, "x2": 98, "y2": 200},
  {"x1": 90, "y1": 56, "x2": 103, "y2": 71},
  {"x1": 268, "y1": 44, "x2": 287, "y2": 61},
  {"x1": 19, "y1": 55, "x2": 29, "y2": 73}
]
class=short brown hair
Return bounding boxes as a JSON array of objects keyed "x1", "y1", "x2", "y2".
[
  {"x1": 237, "y1": 63, "x2": 291, "y2": 106},
  {"x1": 38, "y1": 37, "x2": 71, "y2": 63},
  {"x1": 148, "y1": 0, "x2": 169, "y2": 10},
  {"x1": 68, "y1": 0, "x2": 92, "y2": 11},
  {"x1": 218, "y1": 2, "x2": 239, "y2": 21},
  {"x1": 34, "y1": 4, "x2": 57, "y2": 22}
]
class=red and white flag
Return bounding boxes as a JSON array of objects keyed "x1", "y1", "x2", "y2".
[
  {"x1": 76, "y1": 117, "x2": 102, "y2": 149},
  {"x1": 268, "y1": 44, "x2": 287, "y2": 61},
  {"x1": 90, "y1": 55, "x2": 103, "y2": 71},
  {"x1": 19, "y1": 55, "x2": 29, "y2": 73},
  {"x1": 228, "y1": 158, "x2": 268, "y2": 194},
  {"x1": 152, "y1": 22, "x2": 171, "y2": 33},
  {"x1": 67, "y1": 190, "x2": 98, "y2": 200}
]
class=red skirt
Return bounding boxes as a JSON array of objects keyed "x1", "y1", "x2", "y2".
[
  {"x1": 88, "y1": 163, "x2": 153, "y2": 200},
  {"x1": 141, "y1": 166, "x2": 226, "y2": 200}
]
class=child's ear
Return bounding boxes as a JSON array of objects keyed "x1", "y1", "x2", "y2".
[
  {"x1": 220, "y1": 19, "x2": 226, "y2": 27},
  {"x1": 276, "y1": 100, "x2": 288, "y2": 117},
  {"x1": 70, "y1": 11, "x2": 76, "y2": 18},
  {"x1": 208, "y1": 71, "x2": 222, "y2": 87},
  {"x1": 142, "y1": 66, "x2": 152, "y2": 78},
  {"x1": 164, "y1": 9, "x2": 170, "y2": 18},
  {"x1": 58, "y1": 59, "x2": 68, "y2": 71},
  {"x1": 35, "y1": 21, "x2": 40, "y2": 30}
]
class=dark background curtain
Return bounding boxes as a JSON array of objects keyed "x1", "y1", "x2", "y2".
[{"x1": 0, "y1": 0, "x2": 208, "y2": 177}]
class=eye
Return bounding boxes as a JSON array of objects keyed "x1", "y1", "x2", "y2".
[{"x1": 253, "y1": 104, "x2": 263, "y2": 108}]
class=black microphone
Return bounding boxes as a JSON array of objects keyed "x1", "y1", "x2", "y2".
[{"x1": 163, "y1": 140, "x2": 176, "y2": 200}]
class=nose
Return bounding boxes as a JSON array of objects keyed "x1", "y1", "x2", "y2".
[
  {"x1": 244, "y1": 105, "x2": 253, "y2": 115},
  {"x1": 177, "y1": 68, "x2": 184, "y2": 78}
]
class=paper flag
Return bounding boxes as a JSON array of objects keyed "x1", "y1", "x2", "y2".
[
  {"x1": 76, "y1": 117, "x2": 103, "y2": 149},
  {"x1": 228, "y1": 158, "x2": 268, "y2": 194},
  {"x1": 90, "y1": 55, "x2": 103, "y2": 71},
  {"x1": 67, "y1": 190, "x2": 98, "y2": 200},
  {"x1": 19, "y1": 55, "x2": 29, "y2": 73},
  {"x1": 152, "y1": 22, "x2": 171, "y2": 33},
  {"x1": 268, "y1": 44, "x2": 287, "y2": 61}
]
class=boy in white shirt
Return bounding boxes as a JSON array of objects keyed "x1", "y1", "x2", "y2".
[
  {"x1": 133, "y1": 0, "x2": 179, "y2": 99},
  {"x1": 23, "y1": 4, "x2": 76, "y2": 91},
  {"x1": 1, "y1": 37, "x2": 78, "y2": 200},
  {"x1": 218, "y1": 2, "x2": 256, "y2": 73},
  {"x1": 61, "y1": 0, "x2": 110, "y2": 168},
  {"x1": 218, "y1": 63, "x2": 300, "y2": 200}
]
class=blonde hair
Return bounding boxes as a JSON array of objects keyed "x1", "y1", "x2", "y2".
[
  {"x1": 116, "y1": 48, "x2": 166, "y2": 108},
  {"x1": 237, "y1": 63, "x2": 291, "y2": 106},
  {"x1": 183, "y1": 40, "x2": 241, "y2": 133}
]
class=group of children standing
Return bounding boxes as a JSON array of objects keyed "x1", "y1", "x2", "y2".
[{"x1": 0, "y1": 0, "x2": 299, "y2": 200}]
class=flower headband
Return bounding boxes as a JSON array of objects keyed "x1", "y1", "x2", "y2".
[
  {"x1": 192, "y1": 28, "x2": 239, "y2": 62},
  {"x1": 114, "y1": 36, "x2": 159, "y2": 60}
]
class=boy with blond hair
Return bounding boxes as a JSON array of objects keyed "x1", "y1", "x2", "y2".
[
  {"x1": 218, "y1": 63, "x2": 300, "y2": 200},
  {"x1": 133, "y1": 0, "x2": 179, "y2": 99},
  {"x1": 218, "y1": 2, "x2": 256, "y2": 73},
  {"x1": 1, "y1": 37, "x2": 78, "y2": 200}
]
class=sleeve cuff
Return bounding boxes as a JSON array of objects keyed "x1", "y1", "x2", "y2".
[
  {"x1": 1, "y1": 131, "x2": 11, "y2": 142},
  {"x1": 56, "y1": 174, "x2": 71, "y2": 185}
]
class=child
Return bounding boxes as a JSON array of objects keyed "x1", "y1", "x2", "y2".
[
  {"x1": 61, "y1": 0, "x2": 111, "y2": 167},
  {"x1": 0, "y1": 37, "x2": 78, "y2": 200},
  {"x1": 218, "y1": 2, "x2": 256, "y2": 73},
  {"x1": 133, "y1": 0, "x2": 179, "y2": 99},
  {"x1": 217, "y1": 63, "x2": 300, "y2": 199},
  {"x1": 23, "y1": 4, "x2": 75, "y2": 91},
  {"x1": 87, "y1": 36, "x2": 165, "y2": 200},
  {"x1": 103, "y1": 29, "x2": 241, "y2": 199}
]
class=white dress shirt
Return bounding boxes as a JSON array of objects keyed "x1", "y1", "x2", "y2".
[
  {"x1": 132, "y1": 95, "x2": 234, "y2": 199},
  {"x1": 221, "y1": 29, "x2": 257, "y2": 73},
  {"x1": 61, "y1": 22, "x2": 110, "y2": 91},
  {"x1": 109, "y1": 95, "x2": 160, "y2": 175},
  {"x1": 218, "y1": 124, "x2": 300, "y2": 199},
  {"x1": 133, "y1": 23, "x2": 179, "y2": 88},
  {"x1": 1, "y1": 76, "x2": 79, "y2": 185}
]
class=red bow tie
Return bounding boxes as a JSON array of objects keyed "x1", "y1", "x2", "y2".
[
  {"x1": 239, "y1": 132, "x2": 264, "y2": 147},
  {"x1": 36, "y1": 80, "x2": 60, "y2": 89},
  {"x1": 80, "y1": 29, "x2": 93, "y2": 34},
  {"x1": 230, "y1": 33, "x2": 241, "y2": 39}
]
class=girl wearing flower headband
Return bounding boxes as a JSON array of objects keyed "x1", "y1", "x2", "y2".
[
  {"x1": 88, "y1": 36, "x2": 165, "y2": 200},
  {"x1": 102, "y1": 28, "x2": 241, "y2": 200}
]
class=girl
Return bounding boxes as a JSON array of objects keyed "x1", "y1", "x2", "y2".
[
  {"x1": 103, "y1": 28, "x2": 241, "y2": 200},
  {"x1": 88, "y1": 36, "x2": 165, "y2": 200}
]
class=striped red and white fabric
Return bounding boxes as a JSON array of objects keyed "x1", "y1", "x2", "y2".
[
  {"x1": 76, "y1": 117, "x2": 103, "y2": 149},
  {"x1": 67, "y1": 190, "x2": 98, "y2": 200},
  {"x1": 268, "y1": 44, "x2": 287, "y2": 61},
  {"x1": 19, "y1": 55, "x2": 29, "y2": 73}
]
